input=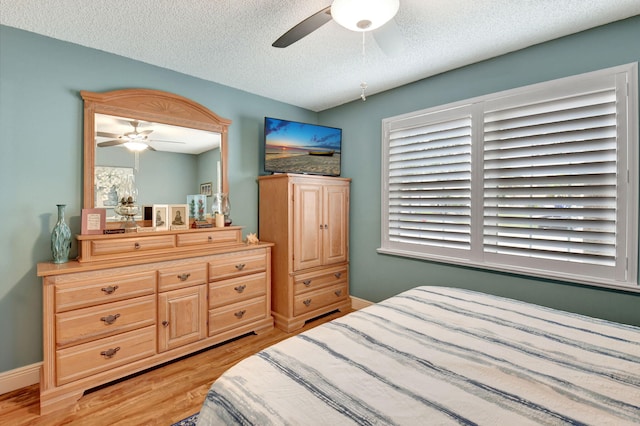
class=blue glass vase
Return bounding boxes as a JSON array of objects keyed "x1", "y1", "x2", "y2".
[{"x1": 51, "y1": 204, "x2": 71, "y2": 264}]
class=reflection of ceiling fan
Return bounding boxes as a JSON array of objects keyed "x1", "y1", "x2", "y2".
[
  {"x1": 272, "y1": 0, "x2": 401, "y2": 52},
  {"x1": 97, "y1": 120, "x2": 184, "y2": 152}
]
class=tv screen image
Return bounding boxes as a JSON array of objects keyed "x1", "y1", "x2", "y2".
[{"x1": 264, "y1": 117, "x2": 342, "y2": 176}]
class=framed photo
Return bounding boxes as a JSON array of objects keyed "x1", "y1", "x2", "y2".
[
  {"x1": 81, "y1": 208, "x2": 106, "y2": 235},
  {"x1": 169, "y1": 204, "x2": 189, "y2": 230},
  {"x1": 200, "y1": 182, "x2": 212, "y2": 197},
  {"x1": 187, "y1": 194, "x2": 207, "y2": 221},
  {"x1": 152, "y1": 204, "x2": 169, "y2": 231}
]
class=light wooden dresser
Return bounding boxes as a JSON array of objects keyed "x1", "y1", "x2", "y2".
[
  {"x1": 37, "y1": 226, "x2": 273, "y2": 414},
  {"x1": 258, "y1": 174, "x2": 351, "y2": 332}
]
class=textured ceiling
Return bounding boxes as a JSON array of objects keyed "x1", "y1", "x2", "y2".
[{"x1": 1, "y1": 1, "x2": 639, "y2": 111}]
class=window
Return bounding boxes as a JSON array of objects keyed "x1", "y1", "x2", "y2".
[{"x1": 380, "y1": 63, "x2": 638, "y2": 291}]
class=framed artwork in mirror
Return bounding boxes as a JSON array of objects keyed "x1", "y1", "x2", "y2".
[
  {"x1": 95, "y1": 166, "x2": 134, "y2": 219},
  {"x1": 153, "y1": 204, "x2": 169, "y2": 231},
  {"x1": 169, "y1": 204, "x2": 189, "y2": 230},
  {"x1": 200, "y1": 182, "x2": 212, "y2": 197}
]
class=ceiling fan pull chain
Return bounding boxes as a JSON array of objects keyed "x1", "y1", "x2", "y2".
[{"x1": 360, "y1": 32, "x2": 367, "y2": 101}]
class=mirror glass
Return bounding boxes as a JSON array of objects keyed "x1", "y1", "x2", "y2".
[{"x1": 94, "y1": 113, "x2": 221, "y2": 221}]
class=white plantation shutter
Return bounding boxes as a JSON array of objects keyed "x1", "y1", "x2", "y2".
[
  {"x1": 387, "y1": 109, "x2": 473, "y2": 253},
  {"x1": 380, "y1": 63, "x2": 638, "y2": 290}
]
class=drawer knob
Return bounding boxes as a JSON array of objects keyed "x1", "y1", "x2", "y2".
[
  {"x1": 177, "y1": 273, "x2": 191, "y2": 281},
  {"x1": 234, "y1": 285, "x2": 246, "y2": 293},
  {"x1": 100, "y1": 313, "x2": 121, "y2": 325},
  {"x1": 303, "y1": 280, "x2": 312, "y2": 287},
  {"x1": 162, "y1": 320, "x2": 169, "y2": 327},
  {"x1": 100, "y1": 347, "x2": 120, "y2": 359},
  {"x1": 334, "y1": 272, "x2": 342, "y2": 279},
  {"x1": 235, "y1": 263, "x2": 246, "y2": 271},
  {"x1": 101, "y1": 285, "x2": 119, "y2": 295},
  {"x1": 134, "y1": 242, "x2": 141, "y2": 249},
  {"x1": 234, "y1": 310, "x2": 246, "y2": 319},
  {"x1": 303, "y1": 299, "x2": 312, "y2": 307},
  {"x1": 208, "y1": 236, "x2": 213, "y2": 242},
  {"x1": 335, "y1": 289, "x2": 343, "y2": 297}
]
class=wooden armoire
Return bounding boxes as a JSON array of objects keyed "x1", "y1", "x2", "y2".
[{"x1": 258, "y1": 173, "x2": 351, "y2": 332}]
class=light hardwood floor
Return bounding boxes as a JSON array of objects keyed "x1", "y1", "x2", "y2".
[{"x1": 0, "y1": 308, "x2": 353, "y2": 426}]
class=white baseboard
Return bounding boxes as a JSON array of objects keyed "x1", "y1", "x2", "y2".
[{"x1": 0, "y1": 362, "x2": 41, "y2": 395}]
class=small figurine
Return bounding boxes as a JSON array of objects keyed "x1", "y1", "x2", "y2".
[{"x1": 245, "y1": 232, "x2": 259, "y2": 245}]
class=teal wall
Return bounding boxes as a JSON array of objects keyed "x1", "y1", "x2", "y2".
[
  {"x1": 1, "y1": 16, "x2": 639, "y2": 374},
  {"x1": 319, "y1": 15, "x2": 640, "y2": 326}
]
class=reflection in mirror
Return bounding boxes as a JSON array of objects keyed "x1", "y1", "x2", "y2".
[{"x1": 94, "y1": 113, "x2": 221, "y2": 221}]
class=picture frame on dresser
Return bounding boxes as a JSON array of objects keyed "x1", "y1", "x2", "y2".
[
  {"x1": 169, "y1": 204, "x2": 189, "y2": 230},
  {"x1": 153, "y1": 204, "x2": 169, "y2": 231},
  {"x1": 81, "y1": 208, "x2": 106, "y2": 235}
]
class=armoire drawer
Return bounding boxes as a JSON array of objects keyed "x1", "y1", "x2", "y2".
[
  {"x1": 209, "y1": 249, "x2": 267, "y2": 280},
  {"x1": 208, "y1": 296, "x2": 267, "y2": 336},
  {"x1": 55, "y1": 295, "x2": 156, "y2": 348},
  {"x1": 293, "y1": 282, "x2": 349, "y2": 317},
  {"x1": 209, "y1": 272, "x2": 267, "y2": 308},
  {"x1": 157, "y1": 262, "x2": 207, "y2": 292},
  {"x1": 56, "y1": 325, "x2": 156, "y2": 386},
  {"x1": 293, "y1": 265, "x2": 348, "y2": 295},
  {"x1": 54, "y1": 271, "x2": 156, "y2": 313}
]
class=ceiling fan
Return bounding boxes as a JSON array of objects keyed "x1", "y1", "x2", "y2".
[
  {"x1": 272, "y1": 0, "x2": 401, "y2": 51},
  {"x1": 97, "y1": 120, "x2": 156, "y2": 151},
  {"x1": 97, "y1": 120, "x2": 186, "y2": 152}
]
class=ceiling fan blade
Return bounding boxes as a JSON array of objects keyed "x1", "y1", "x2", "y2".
[
  {"x1": 273, "y1": 6, "x2": 332, "y2": 48},
  {"x1": 97, "y1": 131, "x2": 121, "y2": 138},
  {"x1": 139, "y1": 130, "x2": 153, "y2": 136},
  {"x1": 372, "y1": 18, "x2": 404, "y2": 57},
  {"x1": 146, "y1": 144, "x2": 156, "y2": 151},
  {"x1": 97, "y1": 139, "x2": 125, "y2": 147}
]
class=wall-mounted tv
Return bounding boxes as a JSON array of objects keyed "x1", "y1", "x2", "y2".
[{"x1": 264, "y1": 117, "x2": 342, "y2": 177}]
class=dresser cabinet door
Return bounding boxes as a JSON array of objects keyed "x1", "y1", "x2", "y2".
[{"x1": 157, "y1": 285, "x2": 207, "y2": 352}]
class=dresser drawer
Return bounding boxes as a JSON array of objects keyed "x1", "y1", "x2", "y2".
[
  {"x1": 158, "y1": 263, "x2": 207, "y2": 292},
  {"x1": 293, "y1": 265, "x2": 348, "y2": 295},
  {"x1": 56, "y1": 326, "x2": 156, "y2": 386},
  {"x1": 176, "y1": 229, "x2": 241, "y2": 247},
  {"x1": 209, "y1": 249, "x2": 267, "y2": 281},
  {"x1": 208, "y1": 296, "x2": 267, "y2": 336},
  {"x1": 293, "y1": 282, "x2": 348, "y2": 317},
  {"x1": 54, "y1": 271, "x2": 156, "y2": 313},
  {"x1": 55, "y1": 295, "x2": 156, "y2": 348},
  {"x1": 209, "y1": 272, "x2": 266, "y2": 309},
  {"x1": 90, "y1": 235, "x2": 175, "y2": 256}
]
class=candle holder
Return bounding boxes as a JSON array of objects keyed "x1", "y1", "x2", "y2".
[{"x1": 114, "y1": 175, "x2": 140, "y2": 232}]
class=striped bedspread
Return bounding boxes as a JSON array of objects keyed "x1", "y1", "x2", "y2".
[{"x1": 198, "y1": 286, "x2": 640, "y2": 425}]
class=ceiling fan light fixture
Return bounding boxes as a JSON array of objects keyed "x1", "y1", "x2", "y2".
[
  {"x1": 123, "y1": 141, "x2": 148, "y2": 152},
  {"x1": 331, "y1": 0, "x2": 399, "y2": 32}
]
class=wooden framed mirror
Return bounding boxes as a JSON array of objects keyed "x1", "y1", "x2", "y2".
[{"x1": 81, "y1": 89, "x2": 231, "y2": 220}]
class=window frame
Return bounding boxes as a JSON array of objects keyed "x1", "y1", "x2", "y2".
[{"x1": 379, "y1": 63, "x2": 639, "y2": 292}]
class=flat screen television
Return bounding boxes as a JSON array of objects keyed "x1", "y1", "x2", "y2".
[{"x1": 264, "y1": 117, "x2": 342, "y2": 176}]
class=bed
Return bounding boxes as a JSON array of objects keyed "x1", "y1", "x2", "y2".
[{"x1": 198, "y1": 286, "x2": 640, "y2": 425}]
